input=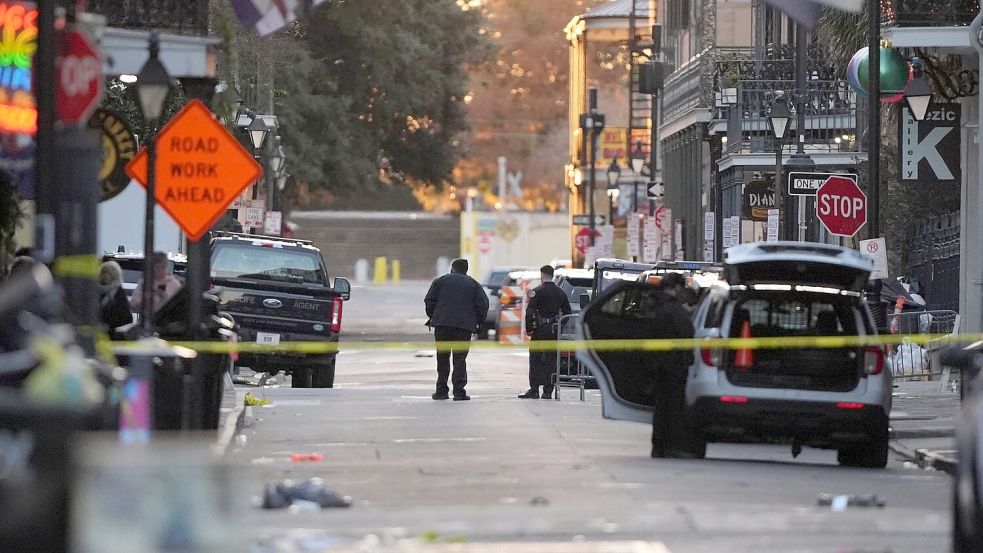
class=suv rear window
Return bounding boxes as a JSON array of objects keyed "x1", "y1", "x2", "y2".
[
  {"x1": 733, "y1": 295, "x2": 859, "y2": 337},
  {"x1": 211, "y1": 244, "x2": 326, "y2": 285}
]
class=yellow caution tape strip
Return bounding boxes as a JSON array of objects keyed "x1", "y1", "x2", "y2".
[
  {"x1": 53, "y1": 254, "x2": 101, "y2": 279},
  {"x1": 102, "y1": 332, "x2": 983, "y2": 355}
]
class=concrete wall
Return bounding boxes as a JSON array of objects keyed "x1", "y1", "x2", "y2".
[
  {"x1": 460, "y1": 212, "x2": 570, "y2": 282},
  {"x1": 289, "y1": 211, "x2": 460, "y2": 281}
]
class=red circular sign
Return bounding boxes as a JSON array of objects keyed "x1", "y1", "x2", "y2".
[
  {"x1": 816, "y1": 176, "x2": 867, "y2": 237},
  {"x1": 575, "y1": 227, "x2": 600, "y2": 255},
  {"x1": 56, "y1": 28, "x2": 103, "y2": 125},
  {"x1": 478, "y1": 233, "x2": 492, "y2": 254}
]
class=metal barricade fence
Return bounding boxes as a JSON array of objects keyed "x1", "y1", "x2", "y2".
[
  {"x1": 887, "y1": 310, "x2": 960, "y2": 383},
  {"x1": 553, "y1": 313, "x2": 594, "y2": 401}
]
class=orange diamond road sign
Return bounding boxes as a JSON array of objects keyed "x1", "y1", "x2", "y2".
[{"x1": 125, "y1": 99, "x2": 262, "y2": 241}]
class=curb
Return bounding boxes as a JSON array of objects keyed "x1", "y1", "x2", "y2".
[
  {"x1": 915, "y1": 448, "x2": 959, "y2": 475},
  {"x1": 214, "y1": 373, "x2": 248, "y2": 456},
  {"x1": 890, "y1": 427, "x2": 956, "y2": 440}
]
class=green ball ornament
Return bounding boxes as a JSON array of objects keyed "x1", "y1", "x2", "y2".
[{"x1": 857, "y1": 47, "x2": 911, "y2": 102}]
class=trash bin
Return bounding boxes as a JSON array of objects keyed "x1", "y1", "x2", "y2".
[
  {"x1": 0, "y1": 389, "x2": 99, "y2": 553},
  {"x1": 113, "y1": 340, "x2": 198, "y2": 434},
  {"x1": 152, "y1": 288, "x2": 238, "y2": 431}
]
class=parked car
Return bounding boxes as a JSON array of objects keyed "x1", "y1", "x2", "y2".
[
  {"x1": 208, "y1": 232, "x2": 350, "y2": 388},
  {"x1": 945, "y1": 344, "x2": 983, "y2": 552},
  {"x1": 100, "y1": 250, "x2": 187, "y2": 297},
  {"x1": 591, "y1": 258, "x2": 656, "y2": 298},
  {"x1": 478, "y1": 266, "x2": 534, "y2": 339},
  {"x1": 553, "y1": 268, "x2": 593, "y2": 314},
  {"x1": 577, "y1": 242, "x2": 892, "y2": 467}
]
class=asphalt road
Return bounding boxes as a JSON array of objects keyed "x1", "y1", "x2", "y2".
[{"x1": 233, "y1": 282, "x2": 953, "y2": 553}]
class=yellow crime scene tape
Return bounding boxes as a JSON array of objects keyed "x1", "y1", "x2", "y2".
[
  {"x1": 52, "y1": 254, "x2": 102, "y2": 279},
  {"x1": 102, "y1": 332, "x2": 983, "y2": 355}
]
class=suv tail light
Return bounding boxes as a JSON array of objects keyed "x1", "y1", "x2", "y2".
[
  {"x1": 330, "y1": 296, "x2": 344, "y2": 333},
  {"x1": 701, "y1": 348, "x2": 721, "y2": 367},
  {"x1": 864, "y1": 346, "x2": 884, "y2": 375}
]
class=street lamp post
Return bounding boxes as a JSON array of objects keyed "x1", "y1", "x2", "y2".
[
  {"x1": 630, "y1": 141, "x2": 645, "y2": 213},
  {"x1": 270, "y1": 136, "x2": 285, "y2": 212},
  {"x1": 135, "y1": 33, "x2": 173, "y2": 335},
  {"x1": 607, "y1": 158, "x2": 621, "y2": 221},
  {"x1": 769, "y1": 92, "x2": 791, "y2": 242},
  {"x1": 247, "y1": 116, "x2": 271, "y2": 233},
  {"x1": 579, "y1": 88, "x2": 605, "y2": 246},
  {"x1": 904, "y1": 58, "x2": 934, "y2": 121}
]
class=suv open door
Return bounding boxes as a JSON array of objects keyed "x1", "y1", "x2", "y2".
[{"x1": 576, "y1": 280, "x2": 685, "y2": 423}]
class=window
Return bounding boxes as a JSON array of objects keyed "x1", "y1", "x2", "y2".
[
  {"x1": 600, "y1": 289, "x2": 628, "y2": 317},
  {"x1": 733, "y1": 295, "x2": 858, "y2": 337},
  {"x1": 704, "y1": 296, "x2": 725, "y2": 328},
  {"x1": 211, "y1": 246, "x2": 325, "y2": 285}
]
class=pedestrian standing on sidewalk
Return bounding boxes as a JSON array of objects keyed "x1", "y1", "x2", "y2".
[
  {"x1": 424, "y1": 258, "x2": 489, "y2": 401},
  {"x1": 98, "y1": 260, "x2": 133, "y2": 336},
  {"x1": 648, "y1": 272, "x2": 699, "y2": 458},
  {"x1": 518, "y1": 265, "x2": 571, "y2": 400}
]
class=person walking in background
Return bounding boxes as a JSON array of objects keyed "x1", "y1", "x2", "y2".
[
  {"x1": 424, "y1": 258, "x2": 489, "y2": 401},
  {"x1": 518, "y1": 265, "x2": 571, "y2": 399},
  {"x1": 98, "y1": 261, "x2": 132, "y2": 336},
  {"x1": 130, "y1": 251, "x2": 181, "y2": 314}
]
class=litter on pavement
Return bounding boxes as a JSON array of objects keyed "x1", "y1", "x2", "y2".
[
  {"x1": 817, "y1": 493, "x2": 886, "y2": 510},
  {"x1": 262, "y1": 477, "x2": 353, "y2": 510}
]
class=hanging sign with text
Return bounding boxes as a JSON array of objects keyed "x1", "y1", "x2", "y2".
[
  {"x1": 126, "y1": 100, "x2": 263, "y2": 241},
  {"x1": 900, "y1": 103, "x2": 960, "y2": 185},
  {"x1": 742, "y1": 179, "x2": 775, "y2": 221}
]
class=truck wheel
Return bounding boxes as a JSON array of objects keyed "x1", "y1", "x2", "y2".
[
  {"x1": 837, "y1": 415, "x2": 889, "y2": 468},
  {"x1": 312, "y1": 359, "x2": 336, "y2": 388},
  {"x1": 291, "y1": 367, "x2": 312, "y2": 388}
]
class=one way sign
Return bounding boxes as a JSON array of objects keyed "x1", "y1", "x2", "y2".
[{"x1": 900, "y1": 103, "x2": 960, "y2": 184}]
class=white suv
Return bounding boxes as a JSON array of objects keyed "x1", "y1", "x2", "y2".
[{"x1": 577, "y1": 242, "x2": 892, "y2": 468}]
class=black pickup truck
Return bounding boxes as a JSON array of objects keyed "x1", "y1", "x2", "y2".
[{"x1": 209, "y1": 232, "x2": 351, "y2": 388}]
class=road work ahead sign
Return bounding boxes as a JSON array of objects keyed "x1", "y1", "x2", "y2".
[
  {"x1": 900, "y1": 103, "x2": 960, "y2": 185},
  {"x1": 126, "y1": 100, "x2": 262, "y2": 241}
]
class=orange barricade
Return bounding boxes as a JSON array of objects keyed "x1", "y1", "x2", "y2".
[{"x1": 498, "y1": 286, "x2": 524, "y2": 345}]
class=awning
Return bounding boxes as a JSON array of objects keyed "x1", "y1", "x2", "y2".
[{"x1": 565, "y1": 0, "x2": 655, "y2": 43}]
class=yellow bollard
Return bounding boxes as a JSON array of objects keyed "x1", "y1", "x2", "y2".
[
  {"x1": 391, "y1": 260, "x2": 401, "y2": 285},
  {"x1": 373, "y1": 257, "x2": 387, "y2": 285}
]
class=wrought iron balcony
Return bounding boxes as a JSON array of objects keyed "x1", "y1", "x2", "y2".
[
  {"x1": 882, "y1": 0, "x2": 979, "y2": 27},
  {"x1": 715, "y1": 79, "x2": 863, "y2": 156},
  {"x1": 77, "y1": 0, "x2": 210, "y2": 35}
]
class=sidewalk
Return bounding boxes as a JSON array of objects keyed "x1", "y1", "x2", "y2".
[{"x1": 889, "y1": 380, "x2": 961, "y2": 474}]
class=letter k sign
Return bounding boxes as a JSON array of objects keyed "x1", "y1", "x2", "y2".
[{"x1": 907, "y1": 127, "x2": 954, "y2": 180}]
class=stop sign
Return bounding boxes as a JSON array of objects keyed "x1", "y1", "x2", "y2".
[
  {"x1": 56, "y1": 28, "x2": 103, "y2": 125},
  {"x1": 816, "y1": 175, "x2": 867, "y2": 237},
  {"x1": 575, "y1": 227, "x2": 600, "y2": 254}
]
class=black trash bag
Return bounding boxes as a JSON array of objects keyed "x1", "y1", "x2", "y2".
[{"x1": 262, "y1": 477, "x2": 352, "y2": 509}]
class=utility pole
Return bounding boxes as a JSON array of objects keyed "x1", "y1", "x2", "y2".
[
  {"x1": 34, "y1": 0, "x2": 55, "y2": 261},
  {"x1": 35, "y1": 0, "x2": 101, "y2": 341},
  {"x1": 868, "y1": 0, "x2": 880, "y2": 238}
]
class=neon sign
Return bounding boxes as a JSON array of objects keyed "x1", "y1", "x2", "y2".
[{"x1": 0, "y1": 2, "x2": 38, "y2": 134}]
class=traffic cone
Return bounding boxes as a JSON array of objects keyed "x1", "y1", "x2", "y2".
[{"x1": 734, "y1": 320, "x2": 753, "y2": 369}]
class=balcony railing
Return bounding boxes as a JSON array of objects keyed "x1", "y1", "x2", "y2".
[
  {"x1": 715, "y1": 47, "x2": 839, "y2": 84},
  {"x1": 717, "y1": 79, "x2": 862, "y2": 156},
  {"x1": 76, "y1": 0, "x2": 210, "y2": 35},
  {"x1": 882, "y1": 0, "x2": 979, "y2": 27}
]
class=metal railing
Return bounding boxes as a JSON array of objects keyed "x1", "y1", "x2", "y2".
[
  {"x1": 79, "y1": 0, "x2": 211, "y2": 35},
  {"x1": 719, "y1": 79, "x2": 862, "y2": 155},
  {"x1": 553, "y1": 314, "x2": 593, "y2": 401},
  {"x1": 889, "y1": 310, "x2": 960, "y2": 381},
  {"x1": 882, "y1": 0, "x2": 979, "y2": 27},
  {"x1": 906, "y1": 212, "x2": 960, "y2": 312}
]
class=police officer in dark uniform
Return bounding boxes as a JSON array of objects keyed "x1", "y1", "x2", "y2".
[{"x1": 518, "y1": 265, "x2": 572, "y2": 399}]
